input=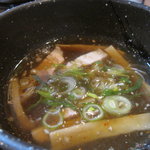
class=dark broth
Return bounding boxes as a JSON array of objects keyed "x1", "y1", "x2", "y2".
[{"x1": 7, "y1": 44, "x2": 150, "y2": 150}]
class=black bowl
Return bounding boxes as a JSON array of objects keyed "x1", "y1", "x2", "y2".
[{"x1": 0, "y1": 0, "x2": 150, "y2": 149}]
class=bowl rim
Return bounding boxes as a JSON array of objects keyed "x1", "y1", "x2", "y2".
[{"x1": 0, "y1": 0, "x2": 150, "y2": 18}]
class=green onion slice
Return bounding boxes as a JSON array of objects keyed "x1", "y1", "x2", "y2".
[
  {"x1": 82, "y1": 104, "x2": 104, "y2": 121},
  {"x1": 102, "y1": 95, "x2": 132, "y2": 116},
  {"x1": 122, "y1": 78, "x2": 142, "y2": 94},
  {"x1": 48, "y1": 76, "x2": 76, "y2": 94},
  {"x1": 42, "y1": 109, "x2": 63, "y2": 129},
  {"x1": 60, "y1": 77, "x2": 76, "y2": 93},
  {"x1": 107, "y1": 65, "x2": 126, "y2": 76},
  {"x1": 71, "y1": 87, "x2": 86, "y2": 99},
  {"x1": 87, "y1": 92, "x2": 99, "y2": 99}
]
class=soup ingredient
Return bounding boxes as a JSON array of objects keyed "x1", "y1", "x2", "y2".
[
  {"x1": 8, "y1": 78, "x2": 36, "y2": 130},
  {"x1": 8, "y1": 44, "x2": 150, "y2": 150},
  {"x1": 32, "y1": 126, "x2": 49, "y2": 144},
  {"x1": 104, "y1": 46, "x2": 129, "y2": 68},
  {"x1": 102, "y1": 96, "x2": 132, "y2": 116},
  {"x1": 77, "y1": 97, "x2": 96, "y2": 107},
  {"x1": 122, "y1": 78, "x2": 142, "y2": 94},
  {"x1": 71, "y1": 87, "x2": 86, "y2": 99},
  {"x1": 56, "y1": 77, "x2": 76, "y2": 94},
  {"x1": 42, "y1": 109, "x2": 63, "y2": 129},
  {"x1": 82, "y1": 104, "x2": 104, "y2": 121},
  {"x1": 102, "y1": 78, "x2": 142, "y2": 96},
  {"x1": 50, "y1": 113, "x2": 150, "y2": 150},
  {"x1": 19, "y1": 76, "x2": 37, "y2": 104},
  {"x1": 87, "y1": 92, "x2": 99, "y2": 99},
  {"x1": 35, "y1": 46, "x2": 64, "y2": 80},
  {"x1": 63, "y1": 68, "x2": 87, "y2": 78},
  {"x1": 66, "y1": 49, "x2": 107, "y2": 67},
  {"x1": 21, "y1": 86, "x2": 36, "y2": 103},
  {"x1": 107, "y1": 66, "x2": 126, "y2": 76}
]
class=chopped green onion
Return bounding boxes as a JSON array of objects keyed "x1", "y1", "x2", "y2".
[
  {"x1": 77, "y1": 97, "x2": 95, "y2": 107},
  {"x1": 63, "y1": 99, "x2": 77, "y2": 110},
  {"x1": 122, "y1": 78, "x2": 142, "y2": 94},
  {"x1": 71, "y1": 87, "x2": 86, "y2": 99},
  {"x1": 90, "y1": 77, "x2": 101, "y2": 88},
  {"x1": 102, "y1": 78, "x2": 142, "y2": 96},
  {"x1": 82, "y1": 104, "x2": 104, "y2": 121},
  {"x1": 94, "y1": 61, "x2": 102, "y2": 65},
  {"x1": 60, "y1": 77, "x2": 76, "y2": 93},
  {"x1": 119, "y1": 77, "x2": 131, "y2": 84},
  {"x1": 107, "y1": 67, "x2": 127, "y2": 76},
  {"x1": 87, "y1": 92, "x2": 99, "y2": 99},
  {"x1": 63, "y1": 68, "x2": 88, "y2": 78},
  {"x1": 42, "y1": 109, "x2": 63, "y2": 129},
  {"x1": 36, "y1": 90, "x2": 54, "y2": 99},
  {"x1": 102, "y1": 89, "x2": 119, "y2": 96},
  {"x1": 102, "y1": 95, "x2": 132, "y2": 116},
  {"x1": 50, "y1": 76, "x2": 76, "y2": 94},
  {"x1": 101, "y1": 65, "x2": 111, "y2": 72},
  {"x1": 44, "y1": 99, "x2": 77, "y2": 110},
  {"x1": 52, "y1": 64, "x2": 65, "y2": 68},
  {"x1": 45, "y1": 100, "x2": 63, "y2": 107},
  {"x1": 67, "y1": 94, "x2": 76, "y2": 101},
  {"x1": 91, "y1": 61, "x2": 103, "y2": 72},
  {"x1": 88, "y1": 107, "x2": 95, "y2": 111}
]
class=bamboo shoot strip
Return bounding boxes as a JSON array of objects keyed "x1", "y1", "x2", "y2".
[
  {"x1": 9, "y1": 78, "x2": 36, "y2": 130},
  {"x1": 32, "y1": 126, "x2": 50, "y2": 144},
  {"x1": 104, "y1": 45, "x2": 129, "y2": 68},
  {"x1": 50, "y1": 113, "x2": 150, "y2": 150}
]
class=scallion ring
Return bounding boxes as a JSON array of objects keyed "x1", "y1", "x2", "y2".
[
  {"x1": 107, "y1": 66, "x2": 126, "y2": 76},
  {"x1": 71, "y1": 87, "x2": 86, "y2": 99},
  {"x1": 60, "y1": 77, "x2": 76, "y2": 93},
  {"x1": 82, "y1": 104, "x2": 104, "y2": 121},
  {"x1": 42, "y1": 109, "x2": 63, "y2": 129},
  {"x1": 102, "y1": 95, "x2": 132, "y2": 116},
  {"x1": 48, "y1": 76, "x2": 76, "y2": 94}
]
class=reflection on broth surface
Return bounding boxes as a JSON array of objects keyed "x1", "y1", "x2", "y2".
[{"x1": 7, "y1": 44, "x2": 150, "y2": 150}]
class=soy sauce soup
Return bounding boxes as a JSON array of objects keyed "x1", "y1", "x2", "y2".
[{"x1": 7, "y1": 44, "x2": 150, "y2": 150}]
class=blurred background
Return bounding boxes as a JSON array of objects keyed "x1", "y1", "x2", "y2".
[{"x1": 0, "y1": 0, "x2": 150, "y2": 13}]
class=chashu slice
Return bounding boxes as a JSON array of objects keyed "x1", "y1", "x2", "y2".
[
  {"x1": 66, "y1": 49, "x2": 107, "y2": 68},
  {"x1": 35, "y1": 46, "x2": 64, "y2": 81}
]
